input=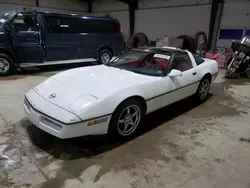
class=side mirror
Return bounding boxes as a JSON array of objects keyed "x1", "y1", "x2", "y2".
[
  {"x1": 4, "y1": 23, "x2": 11, "y2": 32},
  {"x1": 169, "y1": 69, "x2": 182, "y2": 77}
]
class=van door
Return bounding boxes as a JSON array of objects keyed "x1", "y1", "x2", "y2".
[
  {"x1": 42, "y1": 14, "x2": 85, "y2": 61},
  {"x1": 10, "y1": 12, "x2": 44, "y2": 63}
]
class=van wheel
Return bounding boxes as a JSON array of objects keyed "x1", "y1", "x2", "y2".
[
  {"x1": 0, "y1": 53, "x2": 15, "y2": 76},
  {"x1": 97, "y1": 49, "x2": 112, "y2": 64}
]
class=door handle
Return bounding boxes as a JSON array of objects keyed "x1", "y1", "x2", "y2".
[{"x1": 192, "y1": 72, "x2": 197, "y2": 75}]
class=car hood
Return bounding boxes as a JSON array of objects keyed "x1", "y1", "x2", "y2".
[{"x1": 34, "y1": 65, "x2": 156, "y2": 113}]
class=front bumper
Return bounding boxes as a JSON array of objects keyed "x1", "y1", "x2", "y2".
[{"x1": 24, "y1": 90, "x2": 111, "y2": 139}]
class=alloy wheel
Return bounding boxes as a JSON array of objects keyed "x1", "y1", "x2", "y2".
[
  {"x1": 117, "y1": 105, "x2": 141, "y2": 136},
  {"x1": 199, "y1": 79, "x2": 210, "y2": 100}
]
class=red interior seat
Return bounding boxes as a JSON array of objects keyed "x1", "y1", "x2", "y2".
[{"x1": 155, "y1": 58, "x2": 168, "y2": 70}]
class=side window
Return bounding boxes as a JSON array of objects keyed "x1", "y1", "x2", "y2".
[
  {"x1": 44, "y1": 15, "x2": 84, "y2": 33},
  {"x1": 12, "y1": 13, "x2": 35, "y2": 32},
  {"x1": 193, "y1": 54, "x2": 205, "y2": 65},
  {"x1": 44, "y1": 15, "x2": 64, "y2": 33},
  {"x1": 83, "y1": 19, "x2": 119, "y2": 34},
  {"x1": 171, "y1": 53, "x2": 193, "y2": 72},
  {"x1": 62, "y1": 17, "x2": 82, "y2": 33},
  {"x1": 44, "y1": 15, "x2": 119, "y2": 34}
]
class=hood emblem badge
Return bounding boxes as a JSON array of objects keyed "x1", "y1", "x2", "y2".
[{"x1": 49, "y1": 93, "x2": 57, "y2": 99}]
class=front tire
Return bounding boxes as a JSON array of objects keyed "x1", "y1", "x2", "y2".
[
  {"x1": 108, "y1": 99, "x2": 144, "y2": 140},
  {"x1": 0, "y1": 53, "x2": 15, "y2": 76},
  {"x1": 97, "y1": 49, "x2": 112, "y2": 64},
  {"x1": 194, "y1": 76, "x2": 210, "y2": 102}
]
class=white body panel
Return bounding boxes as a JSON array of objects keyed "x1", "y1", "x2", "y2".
[{"x1": 24, "y1": 49, "x2": 219, "y2": 139}]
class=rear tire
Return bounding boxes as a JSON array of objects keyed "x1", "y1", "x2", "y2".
[
  {"x1": 108, "y1": 98, "x2": 144, "y2": 140},
  {"x1": 194, "y1": 76, "x2": 210, "y2": 103},
  {"x1": 0, "y1": 53, "x2": 15, "y2": 76},
  {"x1": 97, "y1": 49, "x2": 112, "y2": 64}
]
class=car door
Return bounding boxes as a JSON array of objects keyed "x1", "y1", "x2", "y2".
[
  {"x1": 42, "y1": 14, "x2": 86, "y2": 61},
  {"x1": 161, "y1": 52, "x2": 199, "y2": 106},
  {"x1": 10, "y1": 12, "x2": 44, "y2": 63}
]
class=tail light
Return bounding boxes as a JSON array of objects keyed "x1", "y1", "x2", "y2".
[{"x1": 120, "y1": 26, "x2": 123, "y2": 34}]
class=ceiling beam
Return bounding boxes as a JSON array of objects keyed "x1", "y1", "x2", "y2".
[
  {"x1": 88, "y1": 1, "x2": 92, "y2": 13},
  {"x1": 118, "y1": 0, "x2": 138, "y2": 37},
  {"x1": 208, "y1": 0, "x2": 223, "y2": 49},
  {"x1": 117, "y1": 0, "x2": 130, "y2": 4},
  {"x1": 82, "y1": 0, "x2": 93, "y2": 13},
  {"x1": 128, "y1": 0, "x2": 138, "y2": 37}
]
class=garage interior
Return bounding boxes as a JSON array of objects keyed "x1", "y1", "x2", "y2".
[{"x1": 1, "y1": 0, "x2": 250, "y2": 188}]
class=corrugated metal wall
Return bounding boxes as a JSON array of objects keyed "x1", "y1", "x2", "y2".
[
  {"x1": 0, "y1": 0, "x2": 212, "y2": 42},
  {"x1": 217, "y1": 0, "x2": 250, "y2": 47},
  {"x1": 91, "y1": 0, "x2": 212, "y2": 41},
  {"x1": 135, "y1": 4, "x2": 212, "y2": 40}
]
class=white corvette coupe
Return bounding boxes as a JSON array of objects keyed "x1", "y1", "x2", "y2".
[{"x1": 24, "y1": 47, "x2": 218, "y2": 139}]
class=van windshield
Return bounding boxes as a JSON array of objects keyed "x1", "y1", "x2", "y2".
[{"x1": 0, "y1": 11, "x2": 16, "y2": 26}]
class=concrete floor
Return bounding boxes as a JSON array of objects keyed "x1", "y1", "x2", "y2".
[{"x1": 0, "y1": 65, "x2": 250, "y2": 188}]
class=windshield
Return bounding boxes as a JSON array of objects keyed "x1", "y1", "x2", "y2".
[
  {"x1": 0, "y1": 11, "x2": 16, "y2": 26},
  {"x1": 108, "y1": 50, "x2": 172, "y2": 76}
]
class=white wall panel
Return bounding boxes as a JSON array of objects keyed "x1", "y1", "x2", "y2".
[
  {"x1": 220, "y1": 1, "x2": 250, "y2": 29},
  {"x1": 0, "y1": 0, "x2": 88, "y2": 13},
  {"x1": 39, "y1": 0, "x2": 87, "y2": 12},
  {"x1": 135, "y1": 5, "x2": 211, "y2": 41},
  {"x1": 217, "y1": 0, "x2": 250, "y2": 47},
  {"x1": 139, "y1": 0, "x2": 211, "y2": 9}
]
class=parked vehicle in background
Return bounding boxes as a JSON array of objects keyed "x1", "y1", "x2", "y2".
[
  {"x1": 0, "y1": 10, "x2": 124, "y2": 76},
  {"x1": 225, "y1": 37, "x2": 250, "y2": 78},
  {"x1": 24, "y1": 46, "x2": 218, "y2": 140}
]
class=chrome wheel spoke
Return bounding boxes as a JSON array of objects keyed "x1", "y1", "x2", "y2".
[
  {"x1": 119, "y1": 119, "x2": 125, "y2": 124},
  {"x1": 123, "y1": 123, "x2": 128, "y2": 132},
  {"x1": 131, "y1": 111, "x2": 138, "y2": 118},
  {"x1": 126, "y1": 107, "x2": 131, "y2": 115}
]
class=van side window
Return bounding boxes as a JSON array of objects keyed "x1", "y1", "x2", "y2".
[
  {"x1": 12, "y1": 13, "x2": 35, "y2": 32},
  {"x1": 84, "y1": 19, "x2": 119, "y2": 34},
  {"x1": 44, "y1": 15, "x2": 64, "y2": 33},
  {"x1": 44, "y1": 15, "x2": 83, "y2": 33},
  {"x1": 44, "y1": 15, "x2": 119, "y2": 34}
]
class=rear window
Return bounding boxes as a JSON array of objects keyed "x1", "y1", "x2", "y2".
[{"x1": 44, "y1": 15, "x2": 119, "y2": 34}]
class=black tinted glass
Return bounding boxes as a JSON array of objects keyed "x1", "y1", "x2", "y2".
[
  {"x1": 44, "y1": 15, "x2": 119, "y2": 34},
  {"x1": 44, "y1": 15, "x2": 80, "y2": 33},
  {"x1": 193, "y1": 54, "x2": 205, "y2": 65},
  {"x1": 12, "y1": 13, "x2": 35, "y2": 32},
  {"x1": 172, "y1": 53, "x2": 193, "y2": 72}
]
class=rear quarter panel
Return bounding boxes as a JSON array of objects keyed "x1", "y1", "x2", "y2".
[{"x1": 196, "y1": 58, "x2": 219, "y2": 82}]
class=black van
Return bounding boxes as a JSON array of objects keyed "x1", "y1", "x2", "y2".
[{"x1": 0, "y1": 10, "x2": 125, "y2": 76}]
